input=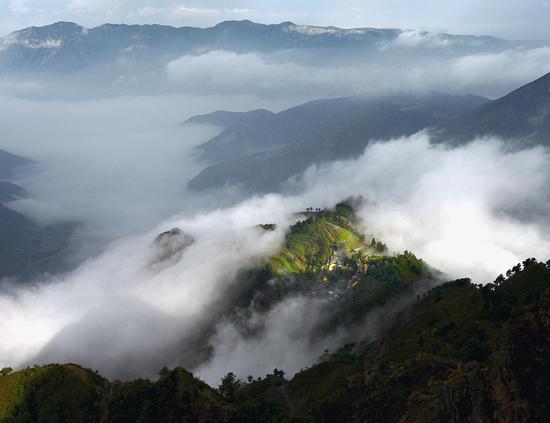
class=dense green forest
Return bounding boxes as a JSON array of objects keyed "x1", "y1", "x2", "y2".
[
  {"x1": 1, "y1": 259, "x2": 548, "y2": 422},
  {"x1": 1, "y1": 204, "x2": 548, "y2": 422}
]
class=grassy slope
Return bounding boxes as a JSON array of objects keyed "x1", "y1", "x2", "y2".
[
  {"x1": 268, "y1": 205, "x2": 365, "y2": 275},
  {"x1": 255, "y1": 203, "x2": 432, "y2": 320}
]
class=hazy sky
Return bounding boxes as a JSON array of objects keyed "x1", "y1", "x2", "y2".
[{"x1": 0, "y1": 0, "x2": 549, "y2": 40}]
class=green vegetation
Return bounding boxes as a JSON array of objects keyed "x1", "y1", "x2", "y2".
[
  {"x1": 268, "y1": 205, "x2": 365, "y2": 275},
  {"x1": 288, "y1": 259, "x2": 550, "y2": 421},
  {"x1": 2, "y1": 199, "x2": 549, "y2": 422},
  {"x1": 219, "y1": 372, "x2": 241, "y2": 402},
  {"x1": 368, "y1": 250, "x2": 428, "y2": 280},
  {"x1": 0, "y1": 364, "x2": 106, "y2": 423},
  {"x1": 1, "y1": 260, "x2": 549, "y2": 422},
  {"x1": 252, "y1": 202, "x2": 433, "y2": 317},
  {"x1": 369, "y1": 237, "x2": 388, "y2": 254},
  {"x1": 258, "y1": 223, "x2": 277, "y2": 231},
  {"x1": 0, "y1": 366, "x2": 229, "y2": 423}
]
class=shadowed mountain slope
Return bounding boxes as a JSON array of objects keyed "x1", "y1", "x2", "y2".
[
  {"x1": 188, "y1": 92, "x2": 488, "y2": 192},
  {"x1": 439, "y1": 71, "x2": 550, "y2": 145}
]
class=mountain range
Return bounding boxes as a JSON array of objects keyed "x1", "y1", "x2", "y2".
[
  {"x1": 186, "y1": 72, "x2": 550, "y2": 193},
  {"x1": 0, "y1": 20, "x2": 545, "y2": 76}
]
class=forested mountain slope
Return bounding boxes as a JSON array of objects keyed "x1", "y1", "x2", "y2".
[{"x1": 1, "y1": 259, "x2": 547, "y2": 422}]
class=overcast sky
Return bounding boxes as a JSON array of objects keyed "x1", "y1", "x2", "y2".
[{"x1": 0, "y1": 0, "x2": 549, "y2": 40}]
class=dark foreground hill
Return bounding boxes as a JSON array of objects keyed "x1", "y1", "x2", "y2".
[{"x1": 1, "y1": 255, "x2": 548, "y2": 420}]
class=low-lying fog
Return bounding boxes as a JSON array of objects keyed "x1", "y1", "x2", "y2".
[
  {"x1": 1, "y1": 44, "x2": 550, "y2": 384},
  {"x1": 2, "y1": 101, "x2": 550, "y2": 384},
  {"x1": 0, "y1": 92, "x2": 296, "y2": 259}
]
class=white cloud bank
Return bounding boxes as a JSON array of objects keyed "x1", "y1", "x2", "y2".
[
  {"x1": 0, "y1": 195, "x2": 293, "y2": 379},
  {"x1": 294, "y1": 134, "x2": 550, "y2": 281},
  {"x1": 2, "y1": 132, "x2": 550, "y2": 384},
  {"x1": 166, "y1": 47, "x2": 550, "y2": 99}
]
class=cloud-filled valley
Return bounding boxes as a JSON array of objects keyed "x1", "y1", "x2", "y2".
[
  {"x1": 1, "y1": 17, "x2": 550, "y2": 417},
  {"x1": 2, "y1": 120, "x2": 550, "y2": 383}
]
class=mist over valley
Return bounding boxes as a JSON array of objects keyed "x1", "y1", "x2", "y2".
[{"x1": 0, "y1": 5, "x2": 549, "y2": 421}]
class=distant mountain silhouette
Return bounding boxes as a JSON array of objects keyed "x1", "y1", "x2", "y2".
[
  {"x1": 438, "y1": 71, "x2": 550, "y2": 146},
  {"x1": 184, "y1": 109, "x2": 274, "y2": 129},
  {"x1": 1, "y1": 20, "x2": 543, "y2": 75},
  {"x1": 187, "y1": 92, "x2": 488, "y2": 192}
]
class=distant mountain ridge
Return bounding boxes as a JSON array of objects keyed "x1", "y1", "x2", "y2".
[
  {"x1": 1, "y1": 20, "x2": 544, "y2": 75},
  {"x1": 184, "y1": 109, "x2": 274, "y2": 129},
  {"x1": 438, "y1": 71, "x2": 550, "y2": 145},
  {"x1": 187, "y1": 72, "x2": 550, "y2": 193},
  {"x1": 187, "y1": 92, "x2": 489, "y2": 192}
]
